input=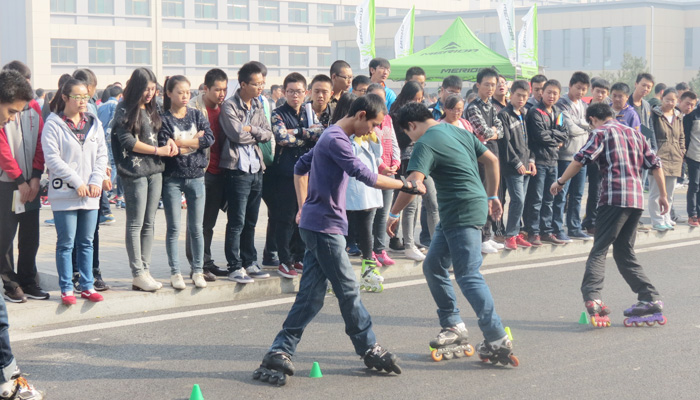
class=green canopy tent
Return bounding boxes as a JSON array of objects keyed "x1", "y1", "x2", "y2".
[{"x1": 388, "y1": 17, "x2": 537, "y2": 82}]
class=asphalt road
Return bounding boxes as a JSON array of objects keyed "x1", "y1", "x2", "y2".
[{"x1": 10, "y1": 239, "x2": 700, "y2": 400}]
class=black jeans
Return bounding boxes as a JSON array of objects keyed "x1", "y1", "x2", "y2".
[
  {"x1": 582, "y1": 162, "x2": 600, "y2": 230},
  {"x1": 347, "y1": 209, "x2": 376, "y2": 260},
  {"x1": 262, "y1": 171, "x2": 278, "y2": 262},
  {"x1": 186, "y1": 172, "x2": 226, "y2": 268},
  {"x1": 686, "y1": 158, "x2": 700, "y2": 218},
  {"x1": 0, "y1": 185, "x2": 39, "y2": 291},
  {"x1": 581, "y1": 205, "x2": 660, "y2": 302},
  {"x1": 223, "y1": 169, "x2": 262, "y2": 270},
  {"x1": 272, "y1": 175, "x2": 304, "y2": 265}
]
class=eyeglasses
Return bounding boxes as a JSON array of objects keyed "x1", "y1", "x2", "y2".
[
  {"x1": 445, "y1": 89, "x2": 461, "y2": 95},
  {"x1": 68, "y1": 95, "x2": 91, "y2": 102},
  {"x1": 336, "y1": 74, "x2": 353, "y2": 82},
  {"x1": 247, "y1": 82, "x2": 266, "y2": 89},
  {"x1": 355, "y1": 89, "x2": 367, "y2": 95},
  {"x1": 286, "y1": 89, "x2": 305, "y2": 97}
]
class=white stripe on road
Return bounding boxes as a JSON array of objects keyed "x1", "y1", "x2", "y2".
[{"x1": 12, "y1": 239, "x2": 700, "y2": 343}]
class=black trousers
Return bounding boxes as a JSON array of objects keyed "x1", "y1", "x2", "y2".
[
  {"x1": 582, "y1": 162, "x2": 600, "y2": 230},
  {"x1": 0, "y1": 185, "x2": 39, "y2": 291},
  {"x1": 347, "y1": 209, "x2": 376, "y2": 260},
  {"x1": 272, "y1": 175, "x2": 304, "y2": 265},
  {"x1": 262, "y1": 171, "x2": 278, "y2": 262},
  {"x1": 581, "y1": 205, "x2": 659, "y2": 302}
]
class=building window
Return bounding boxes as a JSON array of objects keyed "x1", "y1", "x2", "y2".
[
  {"x1": 343, "y1": 6, "x2": 355, "y2": 21},
  {"x1": 317, "y1": 47, "x2": 332, "y2": 67},
  {"x1": 562, "y1": 29, "x2": 571, "y2": 67},
  {"x1": 336, "y1": 40, "x2": 359, "y2": 67},
  {"x1": 51, "y1": 39, "x2": 77, "y2": 63},
  {"x1": 163, "y1": 42, "x2": 186, "y2": 65},
  {"x1": 583, "y1": 28, "x2": 591, "y2": 67},
  {"x1": 227, "y1": 0, "x2": 248, "y2": 20},
  {"x1": 162, "y1": 0, "x2": 184, "y2": 17},
  {"x1": 623, "y1": 26, "x2": 632, "y2": 55},
  {"x1": 488, "y1": 33, "x2": 498, "y2": 51},
  {"x1": 196, "y1": 44, "x2": 218, "y2": 66},
  {"x1": 288, "y1": 2, "x2": 308, "y2": 23},
  {"x1": 88, "y1": 40, "x2": 115, "y2": 64},
  {"x1": 88, "y1": 0, "x2": 114, "y2": 14},
  {"x1": 126, "y1": 0, "x2": 150, "y2": 16},
  {"x1": 375, "y1": 7, "x2": 389, "y2": 18},
  {"x1": 603, "y1": 27, "x2": 612, "y2": 68},
  {"x1": 50, "y1": 0, "x2": 76, "y2": 13},
  {"x1": 258, "y1": 1, "x2": 279, "y2": 22},
  {"x1": 126, "y1": 41, "x2": 151, "y2": 64},
  {"x1": 195, "y1": 0, "x2": 217, "y2": 19},
  {"x1": 317, "y1": 4, "x2": 334, "y2": 24},
  {"x1": 228, "y1": 44, "x2": 249, "y2": 66},
  {"x1": 686, "y1": 28, "x2": 693, "y2": 68},
  {"x1": 259, "y1": 45, "x2": 280, "y2": 66},
  {"x1": 543, "y1": 30, "x2": 551, "y2": 67},
  {"x1": 289, "y1": 46, "x2": 308, "y2": 66}
]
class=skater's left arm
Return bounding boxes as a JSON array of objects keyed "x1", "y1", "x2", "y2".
[
  {"x1": 387, "y1": 170, "x2": 426, "y2": 237},
  {"x1": 293, "y1": 174, "x2": 308, "y2": 224}
]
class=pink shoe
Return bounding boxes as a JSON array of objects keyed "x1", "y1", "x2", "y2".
[
  {"x1": 371, "y1": 252, "x2": 383, "y2": 268},
  {"x1": 375, "y1": 250, "x2": 395, "y2": 266},
  {"x1": 80, "y1": 290, "x2": 104, "y2": 302}
]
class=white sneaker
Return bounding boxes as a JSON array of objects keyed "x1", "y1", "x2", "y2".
[
  {"x1": 0, "y1": 370, "x2": 43, "y2": 400},
  {"x1": 669, "y1": 220, "x2": 677, "y2": 226},
  {"x1": 488, "y1": 239, "x2": 505, "y2": 250},
  {"x1": 144, "y1": 270, "x2": 163, "y2": 289},
  {"x1": 404, "y1": 246, "x2": 426, "y2": 261},
  {"x1": 132, "y1": 274, "x2": 160, "y2": 292},
  {"x1": 246, "y1": 263, "x2": 270, "y2": 279},
  {"x1": 481, "y1": 241, "x2": 498, "y2": 254},
  {"x1": 170, "y1": 274, "x2": 186, "y2": 290},
  {"x1": 192, "y1": 273, "x2": 207, "y2": 288},
  {"x1": 229, "y1": 268, "x2": 254, "y2": 284}
]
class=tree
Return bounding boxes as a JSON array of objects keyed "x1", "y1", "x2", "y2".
[
  {"x1": 596, "y1": 53, "x2": 648, "y2": 89},
  {"x1": 689, "y1": 68, "x2": 700, "y2": 93}
]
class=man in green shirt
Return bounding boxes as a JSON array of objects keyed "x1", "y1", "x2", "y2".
[{"x1": 387, "y1": 103, "x2": 518, "y2": 367}]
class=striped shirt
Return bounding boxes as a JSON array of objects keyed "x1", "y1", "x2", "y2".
[{"x1": 574, "y1": 119, "x2": 661, "y2": 210}]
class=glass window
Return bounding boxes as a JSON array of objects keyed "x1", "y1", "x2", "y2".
[
  {"x1": 317, "y1": 47, "x2": 332, "y2": 67},
  {"x1": 50, "y1": 0, "x2": 76, "y2": 12},
  {"x1": 488, "y1": 33, "x2": 498, "y2": 51},
  {"x1": 288, "y1": 2, "x2": 308, "y2": 23},
  {"x1": 51, "y1": 39, "x2": 77, "y2": 63},
  {"x1": 583, "y1": 28, "x2": 591, "y2": 67},
  {"x1": 343, "y1": 5, "x2": 355, "y2": 21},
  {"x1": 163, "y1": 42, "x2": 186, "y2": 65},
  {"x1": 543, "y1": 30, "x2": 551, "y2": 66},
  {"x1": 195, "y1": 0, "x2": 217, "y2": 19},
  {"x1": 196, "y1": 44, "x2": 218, "y2": 66},
  {"x1": 126, "y1": 41, "x2": 151, "y2": 64},
  {"x1": 317, "y1": 4, "x2": 335, "y2": 24},
  {"x1": 88, "y1": 0, "x2": 114, "y2": 14},
  {"x1": 289, "y1": 46, "x2": 308, "y2": 66},
  {"x1": 258, "y1": 1, "x2": 279, "y2": 22},
  {"x1": 623, "y1": 26, "x2": 633, "y2": 55},
  {"x1": 88, "y1": 40, "x2": 115, "y2": 64},
  {"x1": 126, "y1": 0, "x2": 150, "y2": 16},
  {"x1": 603, "y1": 27, "x2": 612, "y2": 68},
  {"x1": 375, "y1": 7, "x2": 389, "y2": 18},
  {"x1": 686, "y1": 28, "x2": 694, "y2": 68},
  {"x1": 162, "y1": 0, "x2": 184, "y2": 17},
  {"x1": 562, "y1": 29, "x2": 571, "y2": 67},
  {"x1": 227, "y1": 0, "x2": 248, "y2": 20},
  {"x1": 259, "y1": 45, "x2": 280, "y2": 66},
  {"x1": 228, "y1": 44, "x2": 249, "y2": 66}
]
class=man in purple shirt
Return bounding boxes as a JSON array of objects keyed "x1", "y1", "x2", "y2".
[
  {"x1": 253, "y1": 94, "x2": 425, "y2": 386},
  {"x1": 552, "y1": 103, "x2": 668, "y2": 328},
  {"x1": 610, "y1": 82, "x2": 641, "y2": 131}
]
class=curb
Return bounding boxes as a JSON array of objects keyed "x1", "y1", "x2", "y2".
[{"x1": 9, "y1": 225, "x2": 699, "y2": 331}]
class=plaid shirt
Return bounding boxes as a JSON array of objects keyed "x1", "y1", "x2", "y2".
[
  {"x1": 465, "y1": 97, "x2": 504, "y2": 141},
  {"x1": 574, "y1": 119, "x2": 661, "y2": 210}
]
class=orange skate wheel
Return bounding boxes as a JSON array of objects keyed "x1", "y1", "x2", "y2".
[
  {"x1": 509, "y1": 355, "x2": 520, "y2": 367},
  {"x1": 464, "y1": 344, "x2": 475, "y2": 357},
  {"x1": 659, "y1": 316, "x2": 667, "y2": 325},
  {"x1": 430, "y1": 349, "x2": 443, "y2": 362}
]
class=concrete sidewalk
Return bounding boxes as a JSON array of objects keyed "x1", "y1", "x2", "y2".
[{"x1": 10, "y1": 185, "x2": 697, "y2": 331}]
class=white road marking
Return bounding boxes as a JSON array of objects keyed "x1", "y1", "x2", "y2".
[{"x1": 12, "y1": 240, "x2": 699, "y2": 343}]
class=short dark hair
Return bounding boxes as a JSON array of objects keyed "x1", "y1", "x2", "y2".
[
  {"x1": 443, "y1": 94, "x2": 464, "y2": 110},
  {"x1": 476, "y1": 68, "x2": 498, "y2": 84},
  {"x1": 109, "y1": 85, "x2": 123, "y2": 98},
  {"x1": 204, "y1": 68, "x2": 228, "y2": 88},
  {"x1": 396, "y1": 102, "x2": 434, "y2": 130},
  {"x1": 405, "y1": 66, "x2": 426, "y2": 81},
  {"x1": 530, "y1": 74, "x2": 547, "y2": 85},
  {"x1": 676, "y1": 82, "x2": 690, "y2": 91},
  {"x1": 610, "y1": 82, "x2": 631, "y2": 95},
  {"x1": 238, "y1": 62, "x2": 264, "y2": 84},
  {"x1": 654, "y1": 83, "x2": 667, "y2": 95},
  {"x1": 442, "y1": 75, "x2": 462, "y2": 91},
  {"x1": 369, "y1": 58, "x2": 390, "y2": 71},
  {"x1": 636, "y1": 73, "x2": 654, "y2": 84},
  {"x1": 680, "y1": 91, "x2": 698, "y2": 102},
  {"x1": 586, "y1": 103, "x2": 614, "y2": 122},
  {"x1": 72, "y1": 68, "x2": 97, "y2": 87},
  {"x1": 569, "y1": 71, "x2": 590, "y2": 87},
  {"x1": 2, "y1": 61, "x2": 31, "y2": 80},
  {"x1": 543, "y1": 79, "x2": 562, "y2": 93},
  {"x1": 511, "y1": 80, "x2": 530, "y2": 94},
  {"x1": 283, "y1": 73, "x2": 307, "y2": 90},
  {"x1": 591, "y1": 78, "x2": 611, "y2": 92},
  {"x1": 270, "y1": 84, "x2": 281, "y2": 92},
  {"x1": 309, "y1": 74, "x2": 333, "y2": 90},
  {"x1": 249, "y1": 61, "x2": 267, "y2": 77},
  {"x1": 36, "y1": 88, "x2": 45, "y2": 97},
  {"x1": 352, "y1": 75, "x2": 371, "y2": 90},
  {"x1": 663, "y1": 88, "x2": 679, "y2": 98},
  {"x1": 366, "y1": 83, "x2": 385, "y2": 95},
  {"x1": 0, "y1": 70, "x2": 34, "y2": 104},
  {"x1": 330, "y1": 60, "x2": 351, "y2": 77},
  {"x1": 347, "y1": 93, "x2": 387, "y2": 120}
]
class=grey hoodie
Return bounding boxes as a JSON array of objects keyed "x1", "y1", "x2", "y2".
[{"x1": 556, "y1": 96, "x2": 590, "y2": 161}]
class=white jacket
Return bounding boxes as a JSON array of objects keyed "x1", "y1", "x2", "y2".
[
  {"x1": 42, "y1": 113, "x2": 108, "y2": 211},
  {"x1": 346, "y1": 135, "x2": 383, "y2": 211}
]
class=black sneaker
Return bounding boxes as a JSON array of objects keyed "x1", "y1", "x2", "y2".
[
  {"x1": 22, "y1": 285, "x2": 50, "y2": 300},
  {"x1": 389, "y1": 237, "x2": 405, "y2": 251},
  {"x1": 262, "y1": 257, "x2": 280, "y2": 267},
  {"x1": 207, "y1": 264, "x2": 230, "y2": 277},
  {"x1": 72, "y1": 273, "x2": 82, "y2": 292},
  {"x1": 93, "y1": 277, "x2": 111, "y2": 292},
  {"x1": 3, "y1": 287, "x2": 27, "y2": 303}
]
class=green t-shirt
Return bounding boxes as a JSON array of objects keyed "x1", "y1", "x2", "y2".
[{"x1": 407, "y1": 123, "x2": 488, "y2": 229}]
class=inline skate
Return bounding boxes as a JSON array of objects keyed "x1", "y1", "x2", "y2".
[
  {"x1": 477, "y1": 336, "x2": 519, "y2": 367},
  {"x1": 586, "y1": 299, "x2": 611, "y2": 327},
  {"x1": 252, "y1": 352, "x2": 295, "y2": 386},
  {"x1": 623, "y1": 300, "x2": 666, "y2": 327},
  {"x1": 360, "y1": 259, "x2": 384, "y2": 292},
  {"x1": 362, "y1": 344, "x2": 402, "y2": 374},
  {"x1": 428, "y1": 323, "x2": 475, "y2": 362}
]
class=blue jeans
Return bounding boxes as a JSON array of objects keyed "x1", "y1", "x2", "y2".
[
  {"x1": 423, "y1": 223, "x2": 506, "y2": 342},
  {"x1": 505, "y1": 173, "x2": 530, "y2": 237},
  {"x1": 524, "y1": 163, "x2": 557, "y2": 236},
  {"x1": 53, "y1": 209, "x2": 98, "y2": 293},
  {"x1": 553, "y1": 160, "x2": 586, "y2": 234},
  {"x1": 123, "y1": 174, "x2": 162, "y2": 278},
  {"x1": 224, "y1": 169, "x2": 262, "y2": 270},
  {"x1": 372, "y1": 188, "x2": 394, "y2": 252},
  {"x1": 163, "y1": 176, "x2": 205, "y2": 276},
  {"x1": 0, "y1": 296, "x2": 16, "y2": 383},
  {"x1": 270, "y1": 228, "x2": 376, "y2": 357}
]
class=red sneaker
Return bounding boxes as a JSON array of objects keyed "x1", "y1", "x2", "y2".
[
  {"x1": 61, "y1": 292, "x2": 77, "y2": 306},
  {"x1": 689, "y1": 216, "x2": 699, "y2": 227},
  {"x1": 81, "y1": 290, "x2": 104, "y2": 302},
  {"x1": 504, "y1": 236, "x2": 518, "y2": 250},
  {"x1": 277, "y1": 263, "x2": 298, "y2": 279},
  {"x1": 375, "y1": 250, "x2": 395, "y2": 266},
  {"x1": 293, "y1": 261, "x2": 304, "y2": 274},
  {"x1": 515, "y1": 234, "x2": 532, "y2": 247}
]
